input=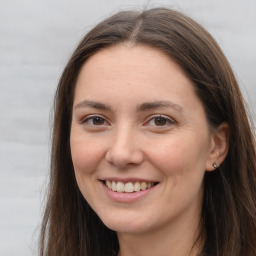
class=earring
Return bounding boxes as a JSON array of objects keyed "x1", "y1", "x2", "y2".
[{"x1": 213, "y1": 162, "x2": 218, "y2": 169}]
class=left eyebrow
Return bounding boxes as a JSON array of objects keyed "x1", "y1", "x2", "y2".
[{"x1": 137, "y1": 101, "x2": 183, "y2": 112}]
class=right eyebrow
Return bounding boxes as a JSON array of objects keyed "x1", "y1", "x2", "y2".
[{"x1": 74, "y1": 100, "x2": 112, "y2": 111}]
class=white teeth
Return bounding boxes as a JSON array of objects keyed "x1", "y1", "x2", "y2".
[
  {"x1": 116, "y1": 181, "x2": 125, "y2": 192},
  {"x1": 124, "y1": 182, "x2": 134, "y2": 193},
  {"x1": 134, "y1": 182, "x2": 140, "y2": 192},
  {"x1": 112, "y1": 181, "x2": 117, "y2": 192},
  {"x1": 140, "y1": 182, "x2": 147, "y2": 190},
  {"x1": 105, "y1": 180, "x2": 155, "y2": 193},
  {"x1": 106, "y1": 180, "x2": 112, "y2": 189}
]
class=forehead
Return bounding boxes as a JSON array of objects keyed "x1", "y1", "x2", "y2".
[
  {"x1": 74, "y1": 45, "x2": 203, "y2": 113},
  {"x1": 76, "y1": 45, "x2": 193, "y2": 90},
  {"x1": 79, "y1": 45, "x2": 185, "y2": 79}
]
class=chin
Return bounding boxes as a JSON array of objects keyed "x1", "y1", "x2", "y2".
[{"x1": 99, "y1": 211, "x2": 154, "y2": 234}]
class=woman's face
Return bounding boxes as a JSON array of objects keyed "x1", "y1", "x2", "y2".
[{"x1": 70, "y1": 45, "x2": 216, "y2": 235}]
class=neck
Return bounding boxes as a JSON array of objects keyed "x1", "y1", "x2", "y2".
[{"x1": 117, "y1": 210, "x2": 203, "y2": 256}]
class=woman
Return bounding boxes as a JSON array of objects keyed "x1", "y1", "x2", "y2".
[{"x1": 39, "y1": 8, "x2": 256, "y2": 256}]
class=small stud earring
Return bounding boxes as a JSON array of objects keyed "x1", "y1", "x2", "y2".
[{"x1": 213, "y1": 162, "x2": 218, "y2": 169}]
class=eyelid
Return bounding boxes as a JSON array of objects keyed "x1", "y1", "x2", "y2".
[
  {"x1": 79, "y1": 114, "x2": 175, "y2": 127},
  {"x1": 143, "y1": 114, "x2": 176, "y2": 126},
  {"x1": 80, "y1": 114, "x2": 110, "y2": 126}
]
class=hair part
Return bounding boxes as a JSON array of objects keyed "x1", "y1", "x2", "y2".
[{"x1": 40, "y1": 7, "x2": 256, "y2": 256}]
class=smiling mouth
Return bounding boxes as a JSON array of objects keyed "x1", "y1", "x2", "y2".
[{"x1": 102, "y1": 180, "x2": 159, "y2": 193}]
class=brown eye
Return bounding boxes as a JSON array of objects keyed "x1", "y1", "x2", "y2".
[
  {"x1": 82, "y1": 116, "x2": 107, "y2": 126},
  {"x1": 144, "y1": 115, "x2": 175, "y2": 128},
  {"x1": 154, "y1": 117, "x2": 167, "y2": 126},
  {"x1": 92, "y1": 116, "x2": 105, "y2": 125}
]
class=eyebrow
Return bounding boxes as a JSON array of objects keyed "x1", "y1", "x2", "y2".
[
  {"x1": 137, "y1": 101, "x2": 183, "y2": 112},
  {"x1": 74, "y1": 100, "x2": 112, "y2": 111},
  {"x1": 74, "y1": 100, "x2": 183, "y2": 112}
]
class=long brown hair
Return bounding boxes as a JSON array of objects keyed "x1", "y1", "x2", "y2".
[{"x1": 39, "y1": 8, "x2": 256, "y2": 256}]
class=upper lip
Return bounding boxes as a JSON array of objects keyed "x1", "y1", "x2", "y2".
[{"x1": 99, "y1": 177, "x2": 159, "y2": 183}]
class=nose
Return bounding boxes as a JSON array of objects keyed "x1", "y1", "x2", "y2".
[{"x1": 105, "y1": 126, "x2": 144, "y2": 169}]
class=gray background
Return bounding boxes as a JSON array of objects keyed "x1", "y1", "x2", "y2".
[{"x1": 0, "y1": 0, "x2": 255, "y2": 255}]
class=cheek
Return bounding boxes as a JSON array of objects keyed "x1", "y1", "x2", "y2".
[
  {"x1": 70, "y1": 138, "x2": 105, "y2": 176},
  {"x1": 149, "y1": 134, "x2": 209, "y2": 179},
  {"x1": 154, "y1": 141, "x2": 206, "y2": 211},
  {"x1": 70, "y1": 139, "x2": 104, "y2": 203},
  {"x1": 150, "y1": 140, "x2": 190, "y2": 170}
]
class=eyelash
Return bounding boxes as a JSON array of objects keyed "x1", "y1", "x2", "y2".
[
  {"x1": 81, "y1": 115, "x2": 109, "y2": 126},
  {"x1": 144, "y1": 115, "x2": 175, "y2": 127},
  {"x1": 81, "y1": 114, "x2": 175, "y2": 128}
]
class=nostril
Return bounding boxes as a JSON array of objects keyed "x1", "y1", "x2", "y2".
[{"x1": 105, "y1": 147, "x2": 144, "y2": 168}]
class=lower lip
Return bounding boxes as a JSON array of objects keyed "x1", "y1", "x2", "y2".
[{"x1": 101, "y1": 182, "x2": 158, "y2": 203}]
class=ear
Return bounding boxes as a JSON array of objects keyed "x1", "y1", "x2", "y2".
[{"x1": 205, "y1": 122, "x2": 230, "y2": 171}]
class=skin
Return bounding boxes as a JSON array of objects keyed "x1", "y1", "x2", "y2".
[{"x1": 70, "y1": 45, "x2": 229, "y2": 256}]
